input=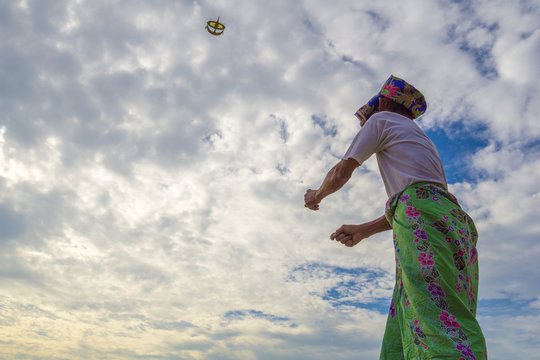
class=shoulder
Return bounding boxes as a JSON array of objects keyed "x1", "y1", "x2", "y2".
[
  {"x1": 367, "y1": 112, "x2": 432, "y2": 145},
  {"x1": 371, "y1": 111, "x2": 412, "y2": 123},
  {"x1": 362, "y1": 112, "x2": 389, "y2": 130},
  {"x1": 370, "y1": 111, "x2": 423, "y2": 133},
  {"x1": 366, "y1": 112, "x2": 408, "y2": 128},
  {"x1": 363, "y1": 112, "x2": 402, "y2": 134}
]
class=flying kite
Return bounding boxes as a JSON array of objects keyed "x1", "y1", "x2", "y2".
[{"x1": 206, "y1": 16, "x2": 226, "y2": 36}]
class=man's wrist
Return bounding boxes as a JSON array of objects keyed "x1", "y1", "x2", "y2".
[
  {"x1": 313, "y1": 189, "x2": 322, "y2": 203},
  {"x1": 366, "y1": 216, "x2": 392, "y2": 236}
]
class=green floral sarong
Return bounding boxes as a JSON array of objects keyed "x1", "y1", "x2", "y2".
[{"x1": 380, "y1": 182, "x2": 487, "y2": 359}]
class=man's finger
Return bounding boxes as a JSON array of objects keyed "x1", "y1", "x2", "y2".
[{"x1": 338, "y1": 235, "x2": 352, "y2": 243}]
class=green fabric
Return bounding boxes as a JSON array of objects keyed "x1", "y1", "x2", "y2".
[{"x1": 380, "y1": 182, "x2": 487, "y2": 359}]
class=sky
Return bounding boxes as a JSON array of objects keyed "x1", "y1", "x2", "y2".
[{"x1": 0, "y1": 0, "x2": 539, "y2": 359}]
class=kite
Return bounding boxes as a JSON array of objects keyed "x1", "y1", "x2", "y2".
[{"x1": 205, "y1": 16, "x2": 226, "y2": 36}]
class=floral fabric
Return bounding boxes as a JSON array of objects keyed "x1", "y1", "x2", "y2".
[
  {"x1": 355, "y1": 75, "x2": 427, "y2": 123},
  {"x1": 380, "y1": 182, "x2": 487, "y2": 360}
]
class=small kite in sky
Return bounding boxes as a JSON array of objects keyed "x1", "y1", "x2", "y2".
[{"x1": 205, "y1": 16, "x2": 226, "y2": 36}]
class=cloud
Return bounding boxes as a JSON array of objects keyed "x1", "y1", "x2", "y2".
[
  {"x1": 0, "y1": 0, "x2": 539, "y2": 359},
  {"x1": 0, "y1": 203, "x2": 26, "y2": 242}
]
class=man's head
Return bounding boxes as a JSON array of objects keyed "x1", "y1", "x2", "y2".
[
  {"x1": 358, "y1": 97, "x2": 415, "y2": 126},
  {"x1": 378, "y1": 97, "x2": 414, "y2": 119},
  {"x1": 355, "y1": 75, "x2": 426, "y2": 126}
]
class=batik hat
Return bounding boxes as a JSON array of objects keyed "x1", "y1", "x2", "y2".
[{"x1": 354, "y1": 75, "x2": 427, "y2": 122}]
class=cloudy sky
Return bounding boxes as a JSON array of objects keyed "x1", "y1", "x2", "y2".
[{"x1": 0, "y1": 0, "x2": 539, "y2": 359}]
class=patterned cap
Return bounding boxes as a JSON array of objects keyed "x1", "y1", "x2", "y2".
[{"x1": 355, "y1": 75, "x2": 427, "y2": 123}]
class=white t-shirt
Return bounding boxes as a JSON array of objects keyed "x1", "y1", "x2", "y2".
[{"x1": 343, "y1": 111, "x2": 447, "y2": 197}]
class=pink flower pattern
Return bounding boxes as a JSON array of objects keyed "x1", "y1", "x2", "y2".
[
  {"x1": 440, "y1": 311, "x2": 461, "y2": 328},
  {"x1": 418, "y1": 251, "x2": 435, "y2": 266},
  {"x1": 406, "y1": 206, "x2": 420, "y2": 217},
  {"x1": 384, "y1": 183, "x2": 484, "y2": 359}
]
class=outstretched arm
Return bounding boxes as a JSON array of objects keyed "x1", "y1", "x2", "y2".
[
  {"x1": 304, "y1": 158, "x2": 359, "y2": 210},
  {"x1": 330, "y1": 215, "x2": 392, "y2": 247}
]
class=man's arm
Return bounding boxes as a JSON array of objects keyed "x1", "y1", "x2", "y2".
[
  {"x1": 330, "y1": 215, "x2": 392, "y2": 247},
  {"x1": 304, "y1": 157, "x2": 359, "y2": 210}
]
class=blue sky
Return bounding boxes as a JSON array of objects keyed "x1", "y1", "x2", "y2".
[
  {"x1": 0, "y1": 0, "x2": 539, "y2": 359},
  {"x1": 425, "y1": 124, "x2": 490, "y2": 184}
]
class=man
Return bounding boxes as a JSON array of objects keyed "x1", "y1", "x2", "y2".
[{"x1": 304, "y1": 75, "x2": 487, "y2": 359}]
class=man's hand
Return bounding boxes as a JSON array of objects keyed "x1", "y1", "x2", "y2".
[
  {"x1": 304, "y1": 189, "x2": 321, "y2": 210},
  {"x1": 330, "y1": 224, "x2": 372, "y2": 247}
]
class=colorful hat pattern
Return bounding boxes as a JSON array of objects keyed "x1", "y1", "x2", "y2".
[{"x1": 355, "y1": 75, "x2": 427, "y2": 122}]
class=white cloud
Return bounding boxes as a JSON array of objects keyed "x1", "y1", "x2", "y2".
[{"x1": 0, "y1": 0, "x2": 539, "y2": 359}]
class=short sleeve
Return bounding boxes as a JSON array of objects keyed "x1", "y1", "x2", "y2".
[{"x1": 342, "y1": 117, "x2": 383, "y2": 166}]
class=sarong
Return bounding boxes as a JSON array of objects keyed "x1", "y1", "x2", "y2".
[{"x1": 380, "y1": 182, "x2": 487, "y2": 360}]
